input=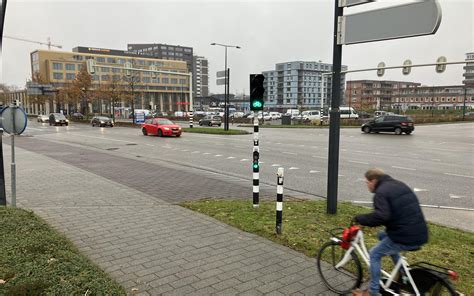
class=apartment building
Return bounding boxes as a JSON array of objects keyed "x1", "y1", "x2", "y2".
[
  {"x1": 262, "y1": 61, "x2": 347, "y2": 111},
  {"x1": 29, "y1": 47, "x2": 190, "y2": 115}
]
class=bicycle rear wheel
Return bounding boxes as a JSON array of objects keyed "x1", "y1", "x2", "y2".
[
  {"x1": 317, "y1": 241, "x2": 363, "y2": 294},
  {"x1": 408, "y1": 268, "x2": 457, "y2": 296}
]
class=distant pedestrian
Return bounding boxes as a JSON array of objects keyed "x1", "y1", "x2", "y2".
[{"x1": 352, "y1": 168, "x2": 428, "y2": 296}]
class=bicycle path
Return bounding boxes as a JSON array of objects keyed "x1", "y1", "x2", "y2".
[{"x1": 3, "y1": 136, "x2": 349, "y2": 295}]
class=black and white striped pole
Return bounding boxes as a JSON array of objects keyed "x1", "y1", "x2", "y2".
[
  {"x1": 276, "y1": 167, "x2": 284, "y2": 235},
  {"x1": 252, "y1": 114, "x2": 259, "y2": 208},
  {"x1": 189, "y1": 111, "x2": 194, "y2": 128}
]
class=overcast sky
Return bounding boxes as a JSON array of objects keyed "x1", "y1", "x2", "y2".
[{"x1": 1, "y1": 0, "x2": 472, "y2": 94}]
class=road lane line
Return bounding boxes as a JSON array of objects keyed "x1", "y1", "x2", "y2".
[
  {"x1": 444, "y1": 173, "x2": 474, "y2": 179},
  {"x1": 271, "y1": 164, "x2": 281, "y2": 167},
  {"x1": 414, "y1": 188, "x2": 429, "y2": 192},
  {"x1": 191, "y1": 151, "x2": 200, "y2": 153},
  {"x1": 391, "y1": 166, "x2": 416, "y2": 171},
  {"x1": 146, "y1": 144, "x2": 154, "y2": 147},
  {"x1": 449, "y1": 194, "x2": 465, "y2": 199},
  {"x1": 74, "y1": 134, "x2": 135, "y2": 144},
  {"x1": 227, "y1": 156, "x2": 236, "y2": 159},
  {"x1": 240, "y1": 159, "x2": 249, "y2": 161},
  {"x1": 309, "y1": 170, "x2": 320, "y2": 173},
  {"x1": 348, "y1": 160, "x2": 369, "y2": 165},
  {"x1": 289, "y1": 167, "x2": 299, "y2": 170},
  {"x1": 282, "y1": 152, "x2": 297, "y2": 155},
  {"x1": 203, "y1": 152, "x2": 211, "y2": 155},
  {"x1": 313, "y1": 155, "x2": 327, "y2": 160},
  {"x1": 214, "y1": 155, "x2": 223, "y2": 157}
]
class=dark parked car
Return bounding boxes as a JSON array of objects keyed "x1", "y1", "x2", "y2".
[
  {"x1": 91, "y1": 116, "x2": 114, "y2": 127},
  {"x1": 199, "y1": 115, "x2": 222, "y2": 126},
  {"x1": 71, "y1": 112, "x2": 84, "y2": 120},
  {"x1": 361, "y1": 115, "x2": 414, "y2": 135},
  {"x1": 49, "y1": 113, "x2": 69, "y2": 126}
]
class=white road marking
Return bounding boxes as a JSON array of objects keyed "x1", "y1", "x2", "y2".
[
  {"x1": 355, "y1": 150, "x2": 364, "y2": 153},
  {"x1": 391, "y1": 166, "x2": 416, "y2": 171},
  {"x1": 313, "y1": 155, "x2": 327, "y2": 160},
  {"x1": 276, "y1": 143, "x2": 282, "y2": 145},
  {"x1": 444, "y1": 173, "x2": 474, "y2": 179},
  {"x1": 272, "y1": 164, "x2": 281, "y2": 167},
  {"x1": 203, "y1": 152, "x2": 211, "y2": 155},
  {"x1": 282, "y1": 152, "x2": 297, "y2": 155},
  {"x1": 214, "y1": 155, "x2": 223, "y2": 157},
  {"x1": 356, "y1": 178, "x2": 366, "y2": 182},
  {"x1": 259, "y1": 161, "x2": 265, "y2": 164},
  {"x1": 341, "y1": 149, "x2": 347, "y2": 152},
  {"x1": 338, "y1": 174, "x2": 345, "y2": 177},
  {"x1": 348, "y1": 160, "x2": 369, "y2": 165},
  {"x1": 146, "y1": 144, "x2": 154, "y2": 147},
  {"x1": 191, "y1": 151, "x2": 200, "y2": 154},
  {"x1": 449, "y1": 194, "x2": 465, "y2": 199},
  {"x1": 299, "y1": 145, "x2": 305, "y2": 147},
  {"x1": 74, "y1": 134, "x2": 135, "y2": 144},
  {"x1": 289, "y1": 167, "x2": 299, "y2": 170},
  {"x1": 414, "y1": 188, "x2": 429, "y2": 192},
  {"x1": 309, "y1": 170, "x2": 320, "y2": 173},
  {"x1": 312, "y1": 146, "x2": 319, "y2": 149},
  {"x1": 227, "y1": 156, "x2": 236, "y2": 159},
  {"x1": 431, "y1": 159, "x2": 441, "y2": 162},
  {"x1": 240, "y1": 159, "x2": 249, "y2": 161},
  {"x1": 181, "y1": 149, "x2": 189, "y2": 152}
]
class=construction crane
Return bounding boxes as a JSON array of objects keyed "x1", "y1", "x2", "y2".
[{"x1": 3, "y1": 35, "x2": 62, "y2": 50}]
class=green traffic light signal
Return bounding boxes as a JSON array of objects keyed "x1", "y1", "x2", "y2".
[
  {"x1": 253, "y1": 163, "x2": 259, "y2": 169},
  {"x1": 252, "y1": 101, "x2": 263, "y2": 108}
]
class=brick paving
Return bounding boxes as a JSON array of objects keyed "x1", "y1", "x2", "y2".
[{"x1": 4, "y1": 136, "x2": 342, "y2": 295}]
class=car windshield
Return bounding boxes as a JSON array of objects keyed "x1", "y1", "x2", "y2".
[
  {"x1": 212, "y1": 116, "x2": 221, "y2": 120},
  {"x1": 55, "y1": 114, "x2": 66, "y2": 119},
  {"x1": 98, "y1": 117, "x2": 110, "y2": 120},
  {"x1": 157, "y1": 119, "x2": 173, "y2": 125}
]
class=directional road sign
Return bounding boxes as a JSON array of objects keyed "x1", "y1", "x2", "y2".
[
  {"x1": 338, "y1": 0, "x2": 374, "y2": 8},
  {"x1": 339, "y1": 0, "x2": 442, "y2": 45},
  {"x1": 216, "y1": 70, "x2": 227, "y2": 78},
  {"x1": 216, "y1": 78, "x2": 227, "y2": 85}
]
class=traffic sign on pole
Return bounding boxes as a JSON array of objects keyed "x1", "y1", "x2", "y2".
[
  {"x1": 216, "y1": 70, "x2": 227, "y2": 78},
  {"x1": 339, "y1": 0, "x2": 442, "y2": 45},
  {"x1": 1, "y1": 106, "x2": 27, "y2": 135},
  {"x1": 402, "y1": 59, "x2": 412, "y2": 75},
  {"x1": 436, "y1": 56, "x2": 447, "y2": 73},
  {"x1": 377, "y1": 62, "x2": 385, "y2": 77},
  {"x1": 216, "y1": 78, "x2": 227, "y2": 85},
  {"x1": 338, "y1": 0, "x2": 374, "y2": 8}
]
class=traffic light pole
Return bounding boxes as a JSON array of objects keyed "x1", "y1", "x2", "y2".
[
  {"x1": 326, "y1": 0, "x2": 343, "y2": 215},
  {"x1": 252, "y1": 114, "x2": 260, "y2": 208}
]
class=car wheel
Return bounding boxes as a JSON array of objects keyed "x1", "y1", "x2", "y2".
[
  {"x1": 218, "y1": 124, "x2": 222, "y2": 127},
  {"x1": 199, "y1": 122, "x2": 202, "y2": 126},
  {"x1": 363, "y1": 126, "x2": 370, "y2": 134},
  {"x1": 394, "y1": 128, "x2": 402, "y2": 135},
  {"x1": 157, "y1": 129, "x2": 163, "y2": 137},
  {"x1": 405, "y1": 131, "x2": 412, "y2": 135},
  {"x1": 142, "y1": 128, "x2": 148, "y2": 136},
  {"x1": 92, "y1": 123, "x2": 95, "y2": 127},
  {"x1": 176, "y1": 134, "x2": 181, "y2": 137},
  {"x1": 65, "y1": 123, "x2": 68, "y2": 126},
  {"x1": 208, "y1": 122, "x2": 212, "y2": 126}
]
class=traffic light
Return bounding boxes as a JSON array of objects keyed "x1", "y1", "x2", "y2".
[
  {"x1": 250, "y1": 74, "x2": 265, "y2": 111},
  {"x1": 253, "y1": 150, "x2": 259, "y2": 170}
]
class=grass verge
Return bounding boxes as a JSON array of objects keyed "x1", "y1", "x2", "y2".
[
  {"x1": 0, "y1": 207, "x2": 126, "y2": 295},
  {"x1": 183, "y1": 127, "x2": 249, "y2": 135},
  {"x1": 181, "y1": 199, "x2": 473, "y2": 294}
]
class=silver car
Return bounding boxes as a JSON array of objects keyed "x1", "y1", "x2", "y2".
[{"x1": 37, "y1": 115, "x2": 49, "y2": 123}]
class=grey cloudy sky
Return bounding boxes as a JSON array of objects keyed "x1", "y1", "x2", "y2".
[{"x1": 1, "y1": 0, "x2": 473, "y2": 94}]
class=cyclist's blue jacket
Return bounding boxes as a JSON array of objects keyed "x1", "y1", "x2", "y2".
[{"x1": 355, "y1": 175, "x2": 428, "y2": 246}]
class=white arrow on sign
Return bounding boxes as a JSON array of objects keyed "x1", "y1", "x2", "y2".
[{"x1": 339, "y1": 0, "x2": 442, "y2": 45}]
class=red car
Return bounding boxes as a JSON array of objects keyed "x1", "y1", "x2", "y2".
[{"x1": 141, "y1": 118, "x2": 182, "y2": 137}]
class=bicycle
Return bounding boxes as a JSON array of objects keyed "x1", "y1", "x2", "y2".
[{"x1": 316, "y1": 225, "x2": 460, "y2": 295}]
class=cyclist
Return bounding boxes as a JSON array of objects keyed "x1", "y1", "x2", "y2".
[{"x1": 352, "y1": 168, "x2": 428, "y2": 296}]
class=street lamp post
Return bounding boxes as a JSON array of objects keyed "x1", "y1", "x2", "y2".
[{"x1": 211, "y1": 42, "x2": 241, "y2": 131}]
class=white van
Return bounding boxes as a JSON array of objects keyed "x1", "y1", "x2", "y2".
[
  {"x1": 329, "y1": 107, "x2": 358, "y2": 119},
  {"x1": 301, "y1": 110, "x2": 321, "y2": 120}
]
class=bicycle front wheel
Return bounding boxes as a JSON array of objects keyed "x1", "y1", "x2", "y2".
[{"x1": 317, "y1": 241, "x2": 362, "y2": 294}]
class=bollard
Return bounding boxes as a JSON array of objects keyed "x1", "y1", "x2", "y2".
[
  {"x1": 252, "y1": 113, "x2": 259, "y2": 208},
  {"x1": 189, "y1": 111, "x2": 194, "y2": 128},
  {"x1": 275, "y1": 167, "x2": 284, "y2": 234}
]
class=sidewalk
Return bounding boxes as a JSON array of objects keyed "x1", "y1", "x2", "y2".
[{"x1": 3, "y1": 141, "x2": 340, "y2": 295}]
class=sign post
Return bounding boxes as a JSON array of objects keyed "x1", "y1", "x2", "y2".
[
  {"x1": 2, "y1": 103, "x2": 28, "y2": 207},
  {"x1": 327, "y1": 0, "x2": 442, "y2": 214}
]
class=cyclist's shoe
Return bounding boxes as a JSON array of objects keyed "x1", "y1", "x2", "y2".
[{"x1": 352, "y1": 289, "x2": 372, "y2": 296}]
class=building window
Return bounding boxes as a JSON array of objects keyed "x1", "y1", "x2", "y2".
[
  {"x1": 113, "y1": 75, "x2": 121, "y2": 81},
  {"x1": 152, "y1": 78, "x2": 160, "y2": 84},
  {"x1": 101, "y1": 67, "x2": 110, "y2": 72},
  {"x1": 65, "y1": 64, "x2": 75, "y2": 71},
  {"x1": 66, "y1": 73, "x2": 75, "y2": 80},
  {"x1": 162, "y1": 78, "x2": 169, "y2": 84},
  {"x1": 101, "y1": 75, "x2": 110, "y2": 81},
  {"x1": 179, "y1": 79, "x2": 186, "y2": 84},
  {"x1": 112, "y1": 68, "x2": 120, "y2": 73},
  {"x1": 53, "y1": 73, "x2": 63, "y2": 80},
  {"x1": 118, "y1": 59, "x2": 126, "y2": 64},
  {"x1": 170, "y1": 78, "x2": 178, "y2": 84},
  {"x1": 107, "y1": 58, "x2": 116, "y2": 63},
  {"x1": 142, "y1": 77, "x2": 150, "y2": 83},
  {"x1": 53, "y1": 63, "x2": 63, "y2": 70},
  {"x1": 92, "y1": 75, "x2": 99, "y2": 81}
]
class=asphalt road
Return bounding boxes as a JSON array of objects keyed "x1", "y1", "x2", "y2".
[{"x1": 16, "y1": 119, "x2": 474, "y2": 230}]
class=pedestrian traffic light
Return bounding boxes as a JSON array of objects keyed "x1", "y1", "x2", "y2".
[
  {"x1": 86, "y1": 59, "x2": 96, "y2": 74},
  {"x1": 253, "y1": 150, "x2": 259, "y2": 170},
  {"x1": 250, "y1": 74, "x2": 265, "y2": 111}
]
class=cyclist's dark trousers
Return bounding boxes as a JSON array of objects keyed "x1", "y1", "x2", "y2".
[{"x1": 369, "y1": 231, "x2": 420, "y2": 296}]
